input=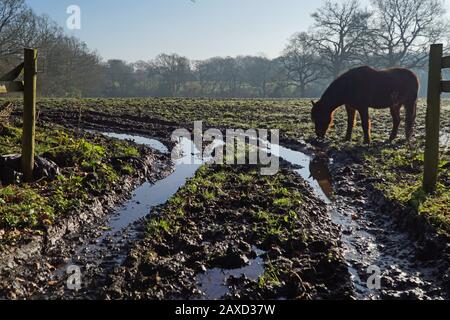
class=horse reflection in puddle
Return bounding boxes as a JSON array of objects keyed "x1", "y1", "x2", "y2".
[{"x1": 309, "y1": 156, "x2": 334, "y2": 200}]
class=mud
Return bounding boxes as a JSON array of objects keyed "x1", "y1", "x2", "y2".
[
  {"x1": 38, "y1": 107, "x2": 177, "y2": 148},
  {"x1": 102, "y1": 164, "x2": 353, "y2": 300},
  {"x1": 1, "y1": 107, "x2": 447, "y2": 300},
  {"x1": 327, "y1": 147, "x2": 450, "y2": 299}
]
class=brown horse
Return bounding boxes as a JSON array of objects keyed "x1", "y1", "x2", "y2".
[{"x1": 311, "y1": 66, "x2": 419, "y2": 144}]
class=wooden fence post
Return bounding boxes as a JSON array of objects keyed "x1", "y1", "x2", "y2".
[
  {"x1": 423, "y1": 44, "x2": 442, "y2": 193},
  {"x1": 21, "y1": 48, "x2": 38, "y2": 182}
]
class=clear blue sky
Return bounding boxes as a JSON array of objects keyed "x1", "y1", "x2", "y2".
[{"x1": 26, "y1": 0, "x2": 371, "y2": 62}]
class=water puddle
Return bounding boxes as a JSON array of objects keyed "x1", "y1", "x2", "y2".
[
  {"x1": 268, "y1": 146, "x2": 381, "y2": 297},
  {"x1": 273, "y1": 146, "x2": 333, "y2": 202},
  {"x1": 197, "y1": 248, "x2": 265, "y2": 300},
  {"x1": 106, "y1": 140, "x2": 200, "y2": 233},
  {"x1": 101, "y1": 132, "x2": 169, "y2": 154}
]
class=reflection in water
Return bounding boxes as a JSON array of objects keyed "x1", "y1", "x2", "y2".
[
  {"x1": 197, "y1": 247, "x2": 265, "y2": 300},
  {"x1": 309, "y1": 156, "x2": 334, "y2": 200},
  {"x1": 100, "y1": 132, "x2": 169, "y2": 154},
  {"x1": 274, "y1": 146, "x2": 333, "y2": 203}
]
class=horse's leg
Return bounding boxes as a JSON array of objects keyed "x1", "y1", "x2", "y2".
[
  {"x1": 388, "y1": 104, "x2": 401, "y2": 142},
  {"x1": 345, "y1": 105, "x2": 356, "y2": 142},
  {"x1": 359, "y1": 108, "x2": 371, "y2": 144},
  {"x1": 405, "y1": 100, "x2": 417, "y2": 141}
]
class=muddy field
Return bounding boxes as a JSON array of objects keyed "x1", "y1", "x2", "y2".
[{"x1": 0, "y1": 97, "x2": 449, "y2": 300}]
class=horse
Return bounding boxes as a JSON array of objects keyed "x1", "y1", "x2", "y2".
[{"x1": 311, "y1": 66, "x2": 419, "y2": 144}]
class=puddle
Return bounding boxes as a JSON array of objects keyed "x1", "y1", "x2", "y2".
[
  {"x1": 276, "y1": 147, "x2": 333, "y2": 202},
  {"x1": 257, "y1": 140, "x2": 333, "y2": 202},
  {"x1": 197, "y1": 248, "x2": 265, "y2": 300},
  {"x1": 95, "y1": 136, "x2": 203, "y2": 236},
  {"x1": 94, "y1": 131, "x2": 169, "y2": 154},
  {"x1": 106, "y1": 141, "x2": 200, "y2": 233},
  {"x1": 268, "y1": 146, "x2": 381, "y2": 297}
]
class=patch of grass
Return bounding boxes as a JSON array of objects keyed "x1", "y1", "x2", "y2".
[
  {"x1": 109, "y1": 140, "x2": 140, "y2": 158},
  {"x1": 43, "y1": 133, "x2": 106, "y2": 170},
  {"x1": 238, "y1": 173, "x2": 254, "y2": 184},
  {"x1": 258, "y1": 261, "x2": 281, "y2": 289},
  {"x1": 381, "y1": 181, "x2": 450, "y2": 236},
  {"x1": 0, "y1": 122, "x2": 144, "y2": 244},
  {"x1": 0, "y1": 186, "x2": 55, "y2": 230},
  {"x1": 273, "y1": 198, "x2": 293, "y2": 208},
  {"x1": 147, "y1": 218, "x2": 175, "y2": 240}
]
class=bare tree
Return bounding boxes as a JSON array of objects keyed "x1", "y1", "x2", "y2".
[
  {"x1": 240, "y1": 56, "x2": 274, "y2": 97},
  {"x1": 282, "y1": 32, "x2": 322, "y2": 97},
  {"x1": 0, "y1": 0, "x2": 35, "y2": 57},
  {"x1": 369, "y1": 0, "x2": 449, "y2": 68},
  {"x1": 310, "y1": 0, "x2": 372, "y2": 78},
  {"x1": 195, "y1": 57, "x2": 242, "y2": 97},
  {"x1": 39, "y1": 34, "x2": 103, "y2": 97},
  {"x1": 152, "y1": 53, "x2": 191, "y2": 96}
]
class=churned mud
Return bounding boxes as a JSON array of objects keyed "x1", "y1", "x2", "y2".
[
  {"x1": 1, "y1": 102, "x2": 448, "y2": 300},
  {"x1": 103, "y1": 165, "x2": 352, "y2": 300},
  {"x1": 327, "y1": 147, "x2": 450, "y2": 299},
  {"x1": 0, "y1": 131, "x2": 173, "y2": 299}
]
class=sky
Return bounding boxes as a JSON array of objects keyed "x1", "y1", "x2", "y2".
[
  {"x1": 26, "y1": 0, "x2": 336, "y2": 61},
  {"x1": 26, "y1": 0, "x2": 378, "y2": 62}
]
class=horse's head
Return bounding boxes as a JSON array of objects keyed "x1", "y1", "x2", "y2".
[{"x1": 311, "y1": 100, "x2": 332, "y2": 139}]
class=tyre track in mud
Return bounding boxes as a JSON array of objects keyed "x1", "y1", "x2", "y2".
[{"x1": 34, "y1": 110, "x2": 449, "y2": 300}]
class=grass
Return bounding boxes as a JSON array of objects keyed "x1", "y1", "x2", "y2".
[
  {"x1": 0, "y1": 121, "x2": 141, "y2": 246},
  {"x1": 258, "y1": 261, "x2": 281, "y2": 289},
  {"x1": 0, "y1": 186, "x2": 54, "y2": 230},
  {"x1": 362, "y1": 138, "x2": 450, "y2": 235}
]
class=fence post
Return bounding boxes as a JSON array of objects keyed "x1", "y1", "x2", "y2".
[
  {"x1": 423, "y1": 44, "x2": 442, "y2": 193},
  {"x1": 21, "y1": 48, "x2": 38, "y2": 182}
]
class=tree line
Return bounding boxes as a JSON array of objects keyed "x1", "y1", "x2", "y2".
[{"x1": 0, "y1": 0, "x2": 448, "y2": 98}]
